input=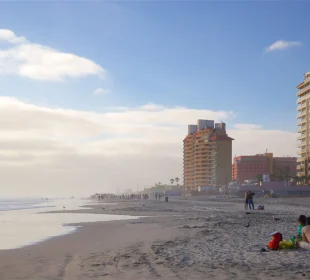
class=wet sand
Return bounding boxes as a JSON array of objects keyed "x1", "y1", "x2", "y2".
[{"x1": 0, "y1": 197, "x2": 310, "y2": 280}]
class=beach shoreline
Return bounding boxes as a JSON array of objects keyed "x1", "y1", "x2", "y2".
[{"x1": 1, "y1": 197, "x2": 310, "y2": 280}]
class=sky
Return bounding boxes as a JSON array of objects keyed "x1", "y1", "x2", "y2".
[{"x1": 0, "y1": 1, "x2": 307, "y2": 196}]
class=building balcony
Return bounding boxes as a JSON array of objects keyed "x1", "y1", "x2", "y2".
[
  {"x1": 297, "y1": 134, "x2": 306, "y2": 140},
  {"x1": 297, "y1": 127, "x2": 307, "y2": 133},
  {"x1": 298, "y1": 148, "x2": 308, "y2": 155},
  {"x1": 297, "y1": 164, "x2": 304, "y2": 170},
  {"x1": 297, "y1": 119, "x2": 307, "y2": 126},
  {"x1": 184, "y1": 168, "x2": 194, "y2": 171},
  {"x1": 297, "y1": 142, "x2": 306, "y2": 149},
  {"x1": 194, "y1": 172, "x2": 213, "y2": 176},
  {"x1": 297, "y1": 111, "x2": 306, "y2": 119},
  {"x1": 297, "y1": 93, "x2": 310, "y2": 104},
  {"x1": 297, "y1": 103, "x2": 307, "y2": 111},
  {"x1": 297, "y1": 97, "x2": 303, "y2": 104},
  {"x1": 195, "y1": 156, "x2": 209, "y2": 161},
  {"x1": 297, "y1": 83, "x2": 310, "y2": 97},
  {"x1": 194, "y1": 158, "x2": 208, "y2": 162}
]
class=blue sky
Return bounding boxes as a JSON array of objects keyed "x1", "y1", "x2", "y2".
[
  {"x1": 0, "y1": 1, "x2": 306, "y2": 195},
  {"x1": 0, "y1": 1, "x2": 310, "y2": 130},
  {"x1": 0, "y1": 1, "x2": 309, "y2": 131}
]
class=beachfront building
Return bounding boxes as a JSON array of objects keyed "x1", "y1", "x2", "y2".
[
  {"x1": 273, "y1": 156, "x2": 297, "y2": 178},
  {"x1": 232, "y1": 154, "x2": 269, "y2": 183},
  {"x1": 297, "y1": 72, "x2": 310, "y2": 178},
  {"x1": 232, "y1": 152, "x2": 297, "y2": 183},
  {"x1": 183, "y1": 120, "x2": 233, "y2": 193}
]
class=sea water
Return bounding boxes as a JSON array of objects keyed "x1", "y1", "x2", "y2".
[{"x1": 0, "y1": 197, "x2": 137, "y2": 250}]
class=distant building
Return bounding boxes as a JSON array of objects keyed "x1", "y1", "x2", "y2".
[
  {"x1": 232, "y1": 155, "x2": 269, "y2": 183},
  {"x1": 273, "y1": 157, "x2": 297, "y2": 178},
  {"x1": 297, "y1": 72, "x2": 310, "y2": 178},
  {"x1": 232, "y1": 153, "x2": 297, "y2": 183},
  {"x1": 183, "y1": 119, "x2": 234, "y2": 193}
]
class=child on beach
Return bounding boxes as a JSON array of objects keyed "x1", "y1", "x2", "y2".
[{"x1": 297, "y1": 215, "x2": 307, "y2": 239}]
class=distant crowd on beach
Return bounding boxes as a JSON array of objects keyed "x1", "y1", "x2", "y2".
[
  {"x1": 95, "y1": 193, "x2": 149, "y2": 200},
  {"x1": 92, "y1": 192, "x2": 168, "y2": 201}
]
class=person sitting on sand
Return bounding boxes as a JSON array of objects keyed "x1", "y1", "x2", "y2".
[
  {"x1": 297, "y1": 215, "x2": 307, "y2": 239},
  {"x1": 297, "y1": 217, "x2": 310, "y2": 250},
  {"x1": 302, "y1": 217, "x2": 310, "y2": 242}
]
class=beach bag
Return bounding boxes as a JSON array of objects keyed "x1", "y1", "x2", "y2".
[
  {"x1": 267, "y1": 232, "x2": 283, "y2": 250},
  {"x1": 279, "y1": 240, "x2": 293, "y2": 250}
]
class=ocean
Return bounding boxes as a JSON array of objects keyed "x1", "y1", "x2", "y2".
[
  {"x1": 0, "y1": 197, "x2": 50, "y2": 211},
  {"x1": 0, "y1": 197, "x2": 136, "y2": 250}
]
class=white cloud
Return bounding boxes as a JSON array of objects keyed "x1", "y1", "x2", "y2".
[
  {"x1": 0, "y1": 97, "x2": 297, "y2": 196},
  {"x1": 265, "y1": 40, "x2": 302, "y2": 53},
  {"x1": 0, "y1": 29, "x2": 105, "y2": 81},
  {"x1": 229, "y1": 129, "x2": 296, "y2": 158},
  {"x1": 0, "y1": 29, "x2": 26, "y2": 44},
  {"x1": 107, "y1": 106, "x2": 130, "y2": 111},
  {"x1": 139, "y1": 103, "x2": 166, "y2": 111},
  {"x1": 233, "y1": 124, "x2": 262, "y2": 130},
  {"x1": 93, "y1": 88, "x2": 110, "y2": 95}
]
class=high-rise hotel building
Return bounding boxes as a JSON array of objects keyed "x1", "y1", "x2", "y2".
[
  {"x1": 297, "y1": 72, "x2": 310, "y2": 177},
  {"x1": 183, "y1": 119, "x2": 233, "y2": 192}
]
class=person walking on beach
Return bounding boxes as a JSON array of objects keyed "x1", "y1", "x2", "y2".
[
  {"x1": 244, "y1": 191, "x2": 249, "y2": 210},
  {"x1": 248, "y1": 191, "x2": 255, "y2": 210}
]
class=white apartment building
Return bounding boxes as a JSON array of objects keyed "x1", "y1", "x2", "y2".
[{"x1": 297, "y1": 72, "x2": 310, "y2": 177}]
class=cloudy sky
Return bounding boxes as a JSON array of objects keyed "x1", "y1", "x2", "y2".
[{"x1": 0, "y1": 2, "x2": 307, "y2": 196}]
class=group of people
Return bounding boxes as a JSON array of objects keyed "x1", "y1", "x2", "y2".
[
  {"x1": 267, "y1": 215, "x2": 310, "y2": 250},
  {"x1": 94, "y1": 193, "x2": 149, "y2": 201},
  {"x1": 154, "y1": 192, "x2": 164, "y2": 200},
  {"x1": 244, "y1": 191, "x2": 255, "y2": 210},
  {"x1": 92, "y1": 192, "x2": 168, "y2": 201}
]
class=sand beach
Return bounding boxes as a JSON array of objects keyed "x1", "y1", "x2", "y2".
[{"x1": 0, "y1": 197, "x2": 310, "y2": 280}]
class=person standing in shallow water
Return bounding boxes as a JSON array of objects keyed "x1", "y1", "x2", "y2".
[{"x1": 248, "y1": 191, "x2": 255, "y2": 210}]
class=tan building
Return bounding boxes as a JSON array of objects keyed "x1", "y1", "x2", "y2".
[
  {"x1": 183, "y1": 120, "x2": 233, "y2": 193},
  {"x1": 297, "y1": 72, "x2": 310, "y2": 177}
]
